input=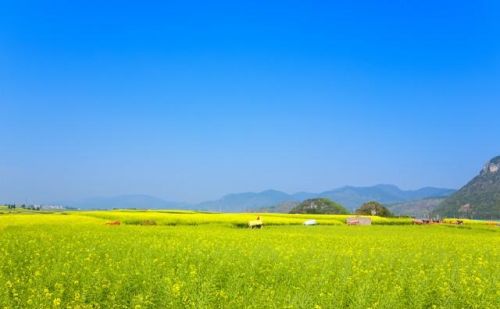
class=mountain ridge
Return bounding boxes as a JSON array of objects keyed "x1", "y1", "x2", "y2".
[
  {"x1": 197, "y1": 185, "x2": 455, "y2": 212},
  {"x1": 58, "y1": 185, "x2": 456, "y2": 212},
  {"x1": 433, "y1": 156, "x2": 500, "y2": 219}
]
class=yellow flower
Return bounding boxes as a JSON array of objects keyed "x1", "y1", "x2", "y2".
[
  {"x1": 171, "y1": 283, "x2": 181, "y2": 297},
  {"x1": 53, "y1": 298, "x2": 61, "y2": 307}
]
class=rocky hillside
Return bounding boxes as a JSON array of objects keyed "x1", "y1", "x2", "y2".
[{"x1": 433, "y1": 156, "x2": 500, "y2": 219}]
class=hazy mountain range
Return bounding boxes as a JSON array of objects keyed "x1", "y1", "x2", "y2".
[
  {"x1": 56, "y1": 156, "x2": 500, "y2": 219},
  {"x1": 61, "y1": 184, "x2": 455, "y2": 212},
  {"x1": 19, "y1": 156, "x2": 500, "y2": 219},
  {"x1": 197, "y1": 185, "x2": 455, "y2": 212}
]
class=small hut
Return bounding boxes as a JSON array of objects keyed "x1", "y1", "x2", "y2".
[
  {"x1": 248, "y1": 219, "x2": 263, "y2": 229},
  {"x1": 346, "y1": 217, "x2": 371, "y2": 225}
]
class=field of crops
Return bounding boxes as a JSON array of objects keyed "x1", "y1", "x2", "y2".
[
  {"x1": 0, "y1": 211, "x2": 498, "y2": 308},
  {"x1": 75, "y1": 210, "x2": 415, "y2": 227}
]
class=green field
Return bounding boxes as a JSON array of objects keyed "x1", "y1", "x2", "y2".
[{"x1": 0, "y1": 211, "x2": 498, "y2": 308}]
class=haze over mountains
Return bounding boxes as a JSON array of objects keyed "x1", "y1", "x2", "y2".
[
  {"x1": 63, "y1": 184, "x2": 455, "y2": 212},
  {"x1": 44, "y1": 156, "x2": 500, "y2": 219},
  {"x1": 198, "y1": 185, "x2": 454, "y2": 212}
]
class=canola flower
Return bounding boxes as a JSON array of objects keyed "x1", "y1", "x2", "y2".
[{"x1": 0, "y1": 212, "x2": 498, "y2": 308}]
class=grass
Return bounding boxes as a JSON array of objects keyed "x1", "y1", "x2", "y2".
[{"x1": 0, "y1": 211, "x2": 498, "y2": 308}]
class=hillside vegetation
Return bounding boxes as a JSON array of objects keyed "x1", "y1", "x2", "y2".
[
  {"x1": 289, "y1": 198, "x2": 349, "y2": 214},
  {"x1": 434, "y1": 156, "x2": 500, "y2": 219},
  {"x1": 387, "y1": 198, "x2": 446, "y2": 218}
]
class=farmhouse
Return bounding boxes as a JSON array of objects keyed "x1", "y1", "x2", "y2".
[{"x1": 346, "y1": 217, "x2": 371, "y2": 225}]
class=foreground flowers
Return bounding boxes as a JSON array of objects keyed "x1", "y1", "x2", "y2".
[{"x1": 0, "y1": 213, "x2": 498, "y2": 308}]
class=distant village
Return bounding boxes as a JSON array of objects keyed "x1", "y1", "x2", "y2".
[{"x1": 3, "y1": 204, "x2": 68, "y2": 211}]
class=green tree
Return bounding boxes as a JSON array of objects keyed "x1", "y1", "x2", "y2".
[
  {"x1": 355, "y1": 201, "x2": 393, "y2": 217},
  {"x1": 289, "y1": 198, "x2": 349, "y2": 214}
]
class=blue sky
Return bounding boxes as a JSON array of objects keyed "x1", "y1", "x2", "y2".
[{"x1": 1, "y1": 0, "x2": 499, "y2": 203}]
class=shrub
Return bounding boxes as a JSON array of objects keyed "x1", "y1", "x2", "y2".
[{"x1": 355, "y1": 201, "x2": 393, "y2": 217}]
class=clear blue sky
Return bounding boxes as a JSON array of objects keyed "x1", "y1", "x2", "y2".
[{"x1": 1, "y1": 0, "x2": 499, "y2": 203}]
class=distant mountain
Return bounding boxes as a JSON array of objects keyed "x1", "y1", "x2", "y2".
[
  {"x1": 253, "y1": 201, "x2": 301, "y2": 213},
  {"x1": 63, "y1": 194, "x2": 189, "y2": 210},
  {"x1": 60, "y1": 184, "x2": 457, "y2": 212},
  {"x1": 197, "y1": 190, "x2": 292, "y2": 212},
  {"x1": 199, "y1": 185, "x2": 455, "y2": 212},
  {"x1": 387, "y1": 197, "x2": 447, "y2": 218},
  {"x1": 433, "y1": 156, "x2": 500, "y2": 219},
  {"x1": 313, "y1": 185, "x2": 454, "y2": 210}
]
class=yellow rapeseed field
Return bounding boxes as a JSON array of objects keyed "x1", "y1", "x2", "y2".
[{"x1": 0, "y1": 211, "x2": 498, "y2": 308}]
